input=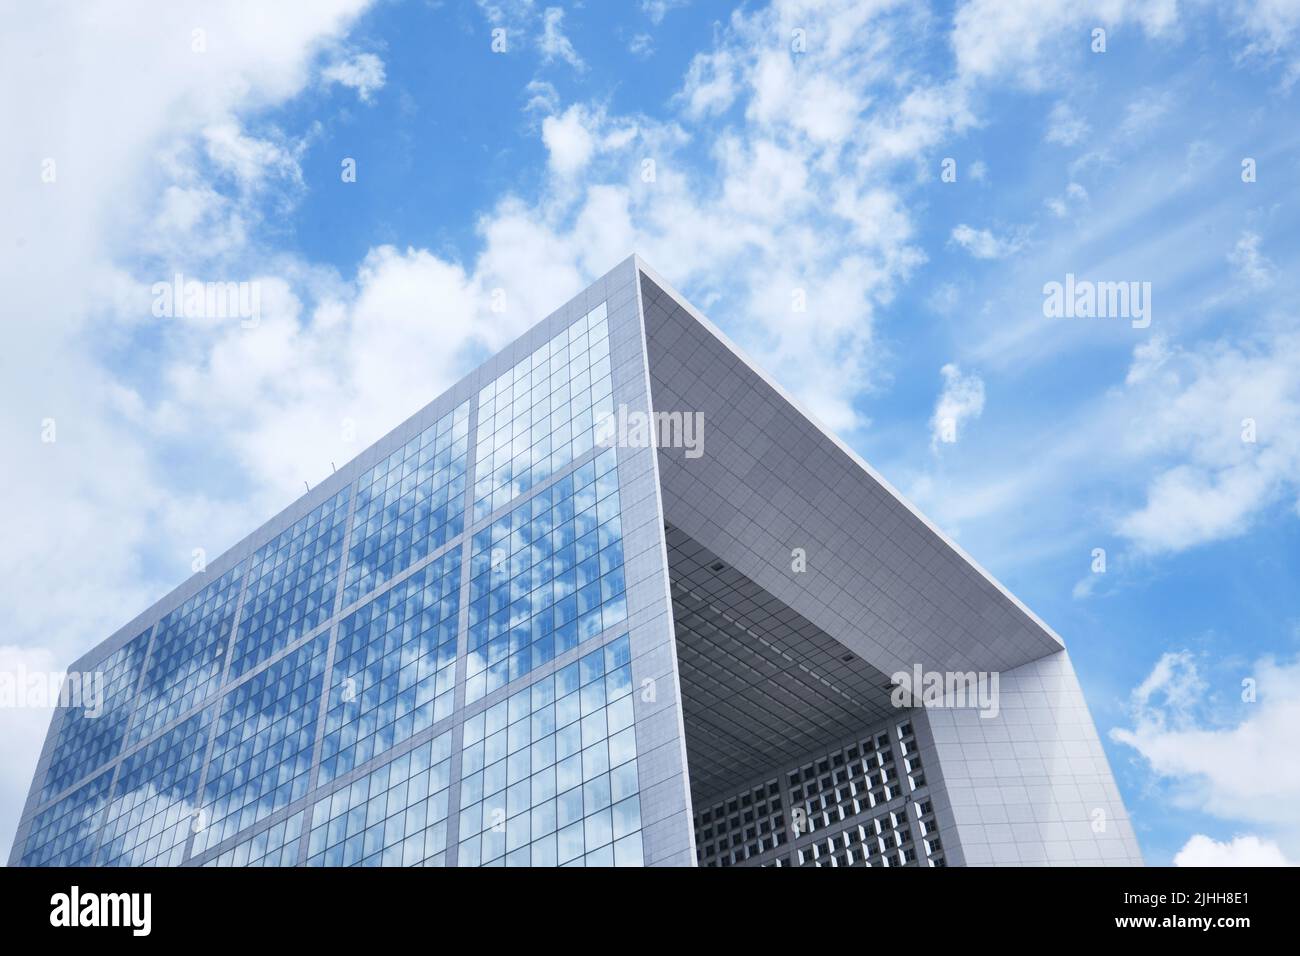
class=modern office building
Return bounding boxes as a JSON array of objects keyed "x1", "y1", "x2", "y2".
[{"x1": 10, "y1": 256, "x2": 1142, "y2": 867}]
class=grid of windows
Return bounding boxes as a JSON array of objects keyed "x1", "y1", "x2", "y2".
[
  {"x1": 307, "y1": 731, "x2": 453, "y2": 867},
  {"x1": 897, "y1": 719, "x2": 927, "y2": 790},
  {"x1": 97, "y1": 709, "x2": 211, "y2": 866},
  {"x1": 342, "y1": 402, "x2": 468, "y2": 607},
  {"x1": 130, "y1": 564, "x2": 245, "y2": 746},
  {"x1": 230, "y1": 487, "x2": 350, "y2": 677},
  {"x1": 466, "y1": 448, "x2": 626, "y2": 705},
  {"x1": 796, "y1": 806, "x2": 916, "y2": 867},
  {"x1": 17, "y1": 298, "x2": 678, "y2": 870},
  {"x1": 19, "y1": 769, "x2": 112, "y2": 866},
  {"x1": 788, "y1": 728, "x2": 903, "y2": 833},
  {"x1": 915, "y1": 797, "x2": 945, "y2": 865},
  {"x1": 695, "y1": 780, "x2": 787, "y2": 867},
  {"x1": 320, "y1": 550, "x2": 461, "y2": 785},
  {"x1": 472, "y1": 301, "x2": 613, "y2": 521},
  {"x1": 193, "y1": 634, "x2": 327, "y2": 856},
  {"x1": 40, "y1": 628, "x2": 151, "y2": 802},
  {"x1": 457, "y1": 634, "x2": 643, "y2": 867},
  {"x1": 202, "y1": 810, "x2": 304, "y2": 867},
  {"x1": 694, "y1": 718, "x2": 945, "y2": 868}
]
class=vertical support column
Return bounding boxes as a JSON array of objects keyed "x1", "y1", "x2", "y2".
[
  {"x1": 917, "y1": 651, "x2": 1143, "y2": 866},
  {"x1": 612, "y1": 261, "x2": 696, "y2": 867}
]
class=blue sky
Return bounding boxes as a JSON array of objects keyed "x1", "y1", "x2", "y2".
[{"x1": 3, "y1": 0, "x2": 1299, "y2": 866}]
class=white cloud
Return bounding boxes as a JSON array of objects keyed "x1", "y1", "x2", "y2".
[
  {"x1": 1229, "y1": 230, "x2": 1276, "y2": 288},
  {"x1": 679, "y1": 44, "x2": 740, "y2": 118},
  {"x1": 1045, "y1": 101, "x2": 1089, "y2": 146},
  {"x1": 539, "y1": 7, "x2": 585, "y2": 70},
  {"x1": 493, "y1": 0, "x2": 958, "y2": 432},
  {"x1": 202, "y1": 121, "x2": 305, "y2": 190},
  {"x1": 629, "y1": 33, "x2": 654, "y2": 58},
  {"x1": 910, "y1": 317, "x2": 1300, "y2": 582},
  {"x1": 927, "y1": 282, "x2": 961, "y2": 315},
  {"x1": 0, "y1": 0, "x2": 378, "y2": 855},
  {"x1": 1119, "y1": 88, "x2": 1174, "y2": 136},
  {"x1": 1174, "y1": 833, "x2": 1293, "y2": 866},
  {"x1": 950, "y1": 223, "x2": 1024, "y2": 259},
  {"x1": 642, "y1": 0, "x2": 688, "y2": 25},
  {"x1": 1112, "y1": 652, "x2": 1300, "y2": 856},
  {"x1": 541, "y1": 105, "x2": 597, "y2": 175},
  {"x1": 1117, "y1": 464, "x2": 1276, "y2": 553},
  {"x1": 952, "y1": 0, "x2": 1180, "y2": 88},
  {"x1": 1232, "y1": 0, "x2": 1300, "y2": 57},
  {"x1": 0, "y1": 646, "x2": 66, "y2": 850},
  {"x1": 951, "y1": 0, "x2": 1300, "y2": 93},
  {"x1": 1115, "y1": 330, "x2": 1300, "y2": 554},
  {"x1": 1071, "y1": 574, "x2": 1099, "y2": 599},
  {"x1": 321, "y1": 51, "x2": 386, "y2": 102},
  {"x1": 931, "y1": 363, "x2": 986, "y2": 449},
  {"x1": 1125, "y1": 650, "x2": 1208, "y2": 729},
  {"x1": 523, "y1": 78, "x2": 560, "y2": 114},
  {"x1": 539, "y1": 104, "x2": 642, "y2": 179},
  {"x1": 476, "y1": 0, "x2": 536, "y2": 26},
  {"x1": 1045, "y1": 181, "x2": 1088, "y2": 218}
]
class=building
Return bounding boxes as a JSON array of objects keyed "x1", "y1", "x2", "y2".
[{"x1": 9, "y1": 256, "x2": 1143, "y2": 867}]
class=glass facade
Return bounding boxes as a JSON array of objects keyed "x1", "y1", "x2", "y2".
[
  {"x1": 473, "y1": 302, "x2": 612, "y2": 520},
  {"x1": 204, "y1": 810, "x2": 304, "y2": 868},
  {"x1": 320, "y1": 551, "x2": 461, "y2": 785},
  {"x1": 466, "y1": 447, "x2": 627, "y2": 704},
  {"x1": 130, "y1": 565, "x2": 245, "y2": 747},
  {"x1": 97, "y1": 710, "x2": 211, "y2": 866},
  {"x1": 456, "y1": 634, "x2": 643, "y2": 867},
  {"x1": 306, "y1": 731, "x2": 453, "y2": 867},
  {"x1": 343, "y1": 402, "x2": 469, "y2": 607},
  {"x1": 15, "y1": 297, "x2": 647, "y2": 868},
  {"x1": 38, "y1": 627, "x2": 150, "y2": 803}
]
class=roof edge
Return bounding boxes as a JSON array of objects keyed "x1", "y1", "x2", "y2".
[{"x1": 633, "y1": 254, "x2": 1065, "y2": 652}]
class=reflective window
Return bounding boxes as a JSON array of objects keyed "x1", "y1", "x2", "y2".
[
  {"x1": 130, "y1": 564, "x2": 245, "y2": 746},
  {"x1": 307, "y1": 731, "x2": 453, "y2": 866},
  {"x1": 18, "y1": 299, "x2": 662, "y2": 869},
  {"x1": 473, "y1": 302, "x2": 612, "y2": 520},
  {"x1": 193, "y1": 633, "x2": 327, "y2": 855},
  {"x1": 39, "y1": 627, "x2": 150, "y2": 802},
  {"x1": 457, "y1": 634, "x2": 643, "y2": 867},
  {"x1": 230, "y1": 487, "x2": 350, "y2": 677},
  {"x1": 97, "y1": 709, "x2": 211, "y2": 866},
  {"x1": 19, "y1": 769, "x2": 113, "y2": 867},
  {"x1": 343, "y1": 402, "x2": 469, "y2": 607},
  {"x1": 466, "y1": 447, "x2": 626, "y2": 704},
  {"x1": 320, "y1": 550, "x2": 461, "y2": 785},
  {"x1": 202, "y1": 810, "x2": 304, "y2": 867}
]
